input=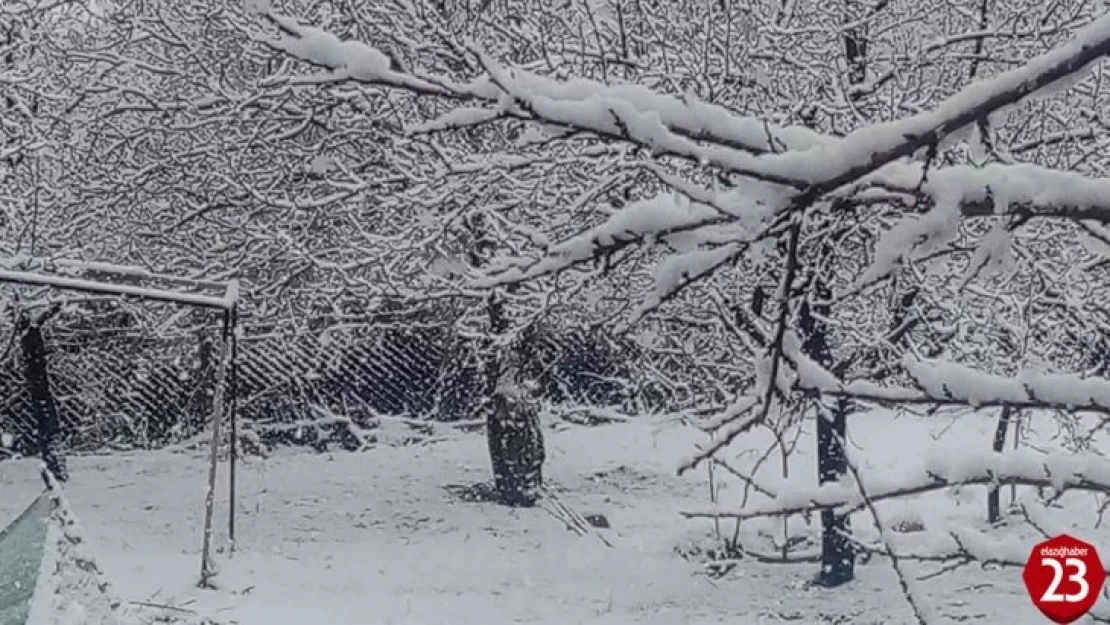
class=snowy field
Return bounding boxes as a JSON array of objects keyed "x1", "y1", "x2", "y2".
[{"x1": 1, "y1": 411, "x2": 1104, "y2": 625}]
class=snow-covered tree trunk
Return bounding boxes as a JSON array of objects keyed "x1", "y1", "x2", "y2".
[
  {"x1": 18, "y1": 313, "x2": 67, "y2": 482},
  {"x1": 488, "y1": 390, "x2": 545, "y2": 507},
  {"x1": 484, "y1": 294, "x2": 545, "y2": 507}
]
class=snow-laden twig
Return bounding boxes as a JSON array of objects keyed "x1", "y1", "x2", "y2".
[
  {"x1": 257, "y1": 9, "x2": 1110, "y2": 227},
  {"x1": 843, "y1": 453, "x2": 934, "y2": 625},
  {"x1": 682, "y1": 445, "x2": 1110, "y2": 520},
  {"x1": 677, "y1": 219, "x2": 804, "y2": 476},
  {"x1": 795, "y1": 352, "x2": 1110, "y2": 414}
]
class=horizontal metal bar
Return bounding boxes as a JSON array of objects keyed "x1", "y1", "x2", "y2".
[
  {"x1": 0, "y1": 269, "x2": 235, "y2": 310},
  {"x1": 50, "y1": 259, "x2": 233, "y2": 290}
]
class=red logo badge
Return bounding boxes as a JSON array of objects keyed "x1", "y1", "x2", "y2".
[{"x1": 1023, "y1": 534, "x2": 1105, "y2": 623}]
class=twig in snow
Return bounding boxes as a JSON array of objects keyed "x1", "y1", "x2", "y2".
[
  {"x1": 539, "y1": 485, "x2": 614, "y2": 548},
  {"x1": 129, "y1": 600, "x2": 197, "y2": 614}
]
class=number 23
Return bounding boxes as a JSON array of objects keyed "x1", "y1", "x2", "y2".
[{"x1": 1042, "y1": 558, "x2": 1090, "y2": 603}]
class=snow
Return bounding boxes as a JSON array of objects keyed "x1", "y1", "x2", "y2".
[
  {"x1": 14, "y1": 10, "x2": 1110, "y2": 624},
  {"x1": 477, "y1": 193, "x2": 720, "y2": 285},
  {"x1": 686, "y1": 411, "x2": 1110, "y2": 535},
  {"x1": 23, "y1": 475, "x2": 154, "y2": 625},
  {"x1": 634, "y1": 244, "x2": 742, "y2": 321},
  {"x1": 243, "y1": 0, "x2": 271, "y2": 16},
  {"x1": 792, "y1": 350, "x2": 1110, "y2": 415},
  {"x1": 481, "y1": 18, "x2": 1110, "y2": 193},
  {"x1": 784, "y1": 333, "x2": 841, "y2": 392},
  {"x1": 479, "y1": 12, "x2": 1110, "y2": 195},
  {"x1": 49, "y1": 260, "x2": 230, "y2": 290},
  {"x1": 264, "y1": 14, "x2": 393, "y2": 80},
  {"x1": 479, "y1": 178, "x2": 789, "y2": 304},
  {"x1": 904, "y1": 357, "x2": 1110, "y2": 410},
  {"x1": 856, "y1": 189, "x2": 966, "y2": 287},
  {"x1": 255, "y1": 13, "x2": 472, "y2": 97},
  {"x1": 469, "y1": 51, "x2": 830, "y2": 156},
  {"x1": 863, "y1": 161, "x2": 1110, "y2": 222},
  {"x1": 2, "y1": 411, "x2": 1100, "y2": 624},
  {"x1": 961, "y1": 222, "x2": 1017, "y2": 284},
  {"x1": 808, "y1": 13, "x2": 1110, "y2": 185},
  {"x1": 259, "y1": 9, "x2": 1110, "y2": 242}
]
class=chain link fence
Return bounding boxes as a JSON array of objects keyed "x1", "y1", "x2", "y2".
[
  {"x1": 0, "y1": 305, "x2": 676, "y2": 456},
  {"x1": 0, "y1": 299, "x2": 222, "y2": 456}
]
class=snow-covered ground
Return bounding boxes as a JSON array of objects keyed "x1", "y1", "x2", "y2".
[{"x1": 1, "y1": 410, "x2": 1104, "y2": 624}]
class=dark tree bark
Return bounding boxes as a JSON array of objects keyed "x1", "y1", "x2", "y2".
[
  {"x1": 463, "y1": 209, "x2": 546, "y2": 506},
  {"x1": 18, "y1": 314, "x2": 67, "y2": 481},
  {"x1": 799, "y1": 291, "x2": 854, "y2": 587},
  {"x1": 799, "y1": 0, "x2": 891, "y2": 588},
  {"x1": 484, "y1": 293, "x2": 545, "y2": 507},
  {"x1": 988, "y1": 405, "x2": 1013, "y2": 523},
  {"x1": 488, "y1": 391, "x2": 545, "y2": 506}
]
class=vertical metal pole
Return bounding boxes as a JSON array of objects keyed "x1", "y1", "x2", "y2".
[
  {"x1": 228, "y1": 306, "x2": 239, "y2": 552},
  {"x1": 200, "y1": 309, "x2": 232, "y2": 587},
  {"x1": 1011, "y1": 410, "x2": 1021, "y2": 505}
]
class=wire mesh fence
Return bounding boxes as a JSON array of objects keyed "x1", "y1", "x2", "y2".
[
  {"x1": 229, "y1": 321, "x2": 664, "y2": 450},
  {"x1": 0, "y1": 300, "x2": 223, "y2": 455},
  {"x1": 0, "y1": 303, "x2": 675, "y2": 456}
]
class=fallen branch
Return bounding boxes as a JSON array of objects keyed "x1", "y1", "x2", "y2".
[
  {"x1": 539, "y1": 485, "x2": 614, "y2": 548},
  {"x1": 129, "y1": 600, "x2": 196, "y2": 614}
]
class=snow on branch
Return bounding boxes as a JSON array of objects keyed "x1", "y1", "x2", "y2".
[
  {"x1": 470, "y1": 49, "x2": 812, "y2": 190},
  {"x1": 477, "y1": 177, "x2": 791, "y2": 325},
  {"x1": 0, "y1": 268, "x2": 238, "y2": 310},
  {"x1": 795, "y1": 352, "x2": 1110, "y2": 415},
  {"x1": 257, "y1": 10, "x2": 1110, "y2": 232},
  {"x1": 406, "y1": 106, "x2": 505, "y2": 134},
  {"x1": 476, "y1": 192, "x2": 724, "y2": 283},
  {"x1": 862, "y1": 506, "x2": 1110, "y2": 579},
  {"x1": 861, "y1": 161, "x2": 1110, "y2": 224},
  {"x1": 677, "y1": 224, "x2": 805, "y2": 476},
  {"x1": 792, "y1": 14, "x2": 1110, "y2": 199},
  {"x1": 682, "y1": 445, "x2": 1110, "y2": 521},
  {"x1": 474, "y1": 14, "x2": 1110, "y2": 199},
  {"x1": 253, "y1": 11, "x2": 830, "y2": 162},
  {"x1": 270, "y1": 7, "x2": 1110, "y2": 193},
  {"x1": 844, "y1": 455, "x2": 934, "y2": 624},
  {"x1": 850, "y1": 160, "x2": 1110, "y2": 283},
  {"x1": 764, "y1": 518, "x2": 1105, "y2": 578},
  {"x1": 253, "y1": 11, "x2": 473, "y2": 97},
  {"x1": 629, "y1": 244, "x2": 744, "y2": 324},
  {"x1": 905, "y1": 358, "x2": 1110, "y2": 411},
  {"x1": 867, "y1": 527, "x2": 1033, "y2": 571}
]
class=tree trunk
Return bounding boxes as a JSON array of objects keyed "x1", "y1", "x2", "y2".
[
  {"x1": 800, "y1": 289, "x2": 854, "y2": 587},
  {"x1": 19, "y1": 317, "x2": 67, "y2": 481},
  {"x1": 488, "y1": 392, "x2": 545, "y2": 506},
  {"x1": 988, "y1": 405, "x2": 1013, "y2": 523},
  {"x1": 816, "y1": 397, "x2": 852, "y2": 585},
  {"x1": 800, "y1": 0, "x2": 890, "y2": 588},
  {"x1": 484, "y1": 293, "x2": 545, "y2": 507}
]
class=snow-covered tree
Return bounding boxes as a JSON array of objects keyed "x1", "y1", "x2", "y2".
[
  {"x1": 248, "y1": 1, "x2": 1110, "y2": 614},
  {"x1": 7, "y1": 0, "x2": 1110, "y2": 615}
]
